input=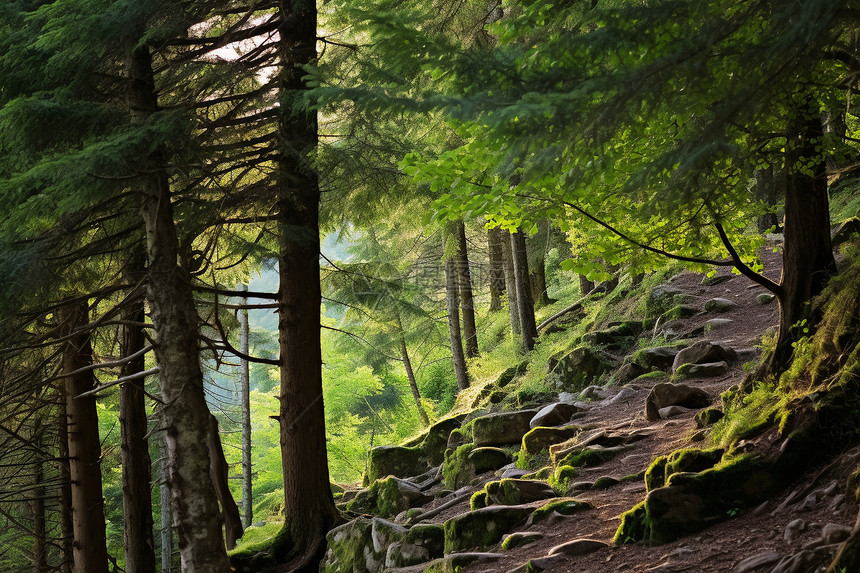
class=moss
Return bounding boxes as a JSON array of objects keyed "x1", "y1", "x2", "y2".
[
  {"x1": 631, "y1": 371, "x2": 670, "y2": 383},
  {"x1": 516, "y1": 447, "x2": 550, "y2": 471},
  {"x1": 644, "y1": 457, "x2": 668, "y2": 492},
  {"x1": 443, "y1": 506, "x2": 532, "y2": 553},
  {"x1": 470, "y1": 490, "x2": 489, "y2": 510},
  {"x1": 548, "y1": 465, "x2": 578, "y2": 491},
  {"x1": 529, "y1": 498, "x2": 591, "y2": 524},
  {"x1": 593, "y1": 476, "x2": 620, "y2": 490},
  {"x1": 524, "y1": 466, "x2": 553, "y2": 480},
  {"x1": 485, "y1": 479, "x2": 522, "y2": 505},
  {"x1": 501, "y1": 532, "x2": 543, "y2": 551},
  {"x1": 230, "y1": 523, "x2": 290, "y2": 573},
  {"x1": 614, "y1": 501, "x2": 647, "y2": 545},
  {"x1": 644, "y1": 449, "x2": 724, "y2": 492},
  {"x1": 695, "y1": 408, "x2": 725, "y2": 427},
  {"x1": 366, "y1": 445, "x2": 427, "y2": 484},
  {"x1": 441, "y1": 443, "x2": 476, "y2": 489},
  {"x1": 253, "y1": 489, "x2": 285, "y2": 521},
  {"x1": 662, "y1": 304, "x2": 700, "y2": 321},
  {"x1": 521, "y1": 426, "x2": 581, "y2": 456},
  {"x1": 557, "y1": 445, "x2": 625, "y2": 468}
]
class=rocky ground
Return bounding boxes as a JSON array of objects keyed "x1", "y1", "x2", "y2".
[{"x1": 321, "y1": 247, "x2": 860, "y2": 573}]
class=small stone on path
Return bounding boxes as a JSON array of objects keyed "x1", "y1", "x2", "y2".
[{"x1": 547, "y1": 538, "x2": 609, "y2": 557}]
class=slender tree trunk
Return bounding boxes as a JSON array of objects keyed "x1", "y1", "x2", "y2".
[
  {"x1": 159, "y1": 437, "x2": 173, "y2": 573},
  {"x1": 445, "y1": 235, "x2": 470, "y2": 391},
  {"x1": 527, "y1": 221, "x2": 552, "y2": 307},
  {"x1": 275, "y1": 1, "x2": 341, "y2": 568},
  {"x1": 207, "y1": 414, "x2": 243, "y2": 549},
  {"x1": 400, "y1": 335, "x2": 430, "y2": 426},
  {"x1": 769, "y1": 107, "x2": 837, "y2": 371},
  {"x1": 60, "y1": 303, "x2": 109, "y2": 573},
  {"x1": 127, "y1": 44, "x2": 232, "y2": 573},
  {"x1": 31, "y1": 421, "x2": 48, "y2": 573},
  {"x1": 501, "y1": 229, "x2": 521, "y2": 336},
  {"x1": 120, "y1": 252, "x2": 156, "y2": 573},
  {"x1": 238, "y1": 290, "x2": 253, "y2": 530},
  {"x1": 487, "y1": 227, "x2": 505, "y2": 312},
  {"x1": 511, "y1": 231, "x2": 538, "y2": 352},
  {"x1": 455, "y1": 221, "x2": 479, "y2": 358},
  {"x1": 57, "y1": 398, "x2": 73, "y2": 573}
]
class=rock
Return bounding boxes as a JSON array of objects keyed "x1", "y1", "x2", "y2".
[
  {"x1": 768, "y1": 550, "x2": 817, "y2": 573},
  {"x1": 501, "y1": 467, "x2": 530, "y2": 479},
  {"x1": 366, "y1": 445, "x2": 427, "y2": 484},
  {"x1": 501, "y1": 531, "x2": 544, "y2": 551},
  {"x1": 646, "y1": 485, "x2": 707, "y2": 527},
  {"x1": 420, "y1": 416, "x2": 466, "y2": 466},
  {"x1": 609, "y1": 387, "x2": 640, "y2": 404},
  {"x1": 658, "y1": 405, "x2": 694, "y2": 419},
  {"x1": 547, "y1": 538, "x2": 609, "y2": 557},
  {"x1": 612, "y1": 361, "x2": 648, "y2": 384},
  {"x1": 472, "y1": 410, "x2": 539, "y2": 447},
  {"x1": 371, "y1": 518, "x2": 407, "y2": 554},
  {"x1": 557, "y1": 392, "x2": 577, "y2": 402},
  {"x1": 417, "y1": 553, "x2": 503, "y2": 573},
  {"x1": 702, "y1": 274, "x2": 733, "y2": 286},
  {"x1": 733, "y1": 550, "x2": 782, "y2": 572},
  {"x1": 675, "y1": 361, "x2": 729, "y2": 378},
  {"x1": 647, "y1": 284, "x2": 687, "y2": 316},
  {"x1": 546, "y1": 346, "x2": 617, "y2": 391},
  {"x1": 530, "y1": 402, "x2": 579, "y2": 428},
  {"x1": 705, "y1": 318, "x2": 734, "y2": 332},
  {"x1": 495, "y1": 362, "x2": 529, "y2": 387},
  {"x1": 484, "y1": 479, "x2": 557, "y2": 505},
  {"x1": 321, "y1": 517, "x2": 377, "y2": 573},
  {"x1": 832, "y1": 216, "x2": 860, "y2": 247},
  {"x1": 384, "y1": 524, "x2": 444, "y2": 568},
  {"x1": 672, "y1": 341, "x2": 737, "y2": 372},
  {"x1": 468, "y1": 447, "x2": 511, "y2": 473},
  {"x1": 645, "y1": 383, "x2": 711, "y2": 421},
  {"x1": 705, "y1": 297, "x2": 738, "y2": 312},
  {"x1": 521, "y1": 425, "x2": 581, "y2": 455},
  {"x1": 784, "y1": 519, "x2": 807, "y2": 542},
  {"x1": 443, "y1": 505, "x2": 534, "y2": 553},
  {"x1": 695, "y1": 408, "x2": 725, "y2": 427},
  {"x1": 348, "y1": 477, "x2": 432, "y2": 518},
  {"x1": 582, "y1": 321, "x2": 643, "y2": 349},
  {"x1": 663, "y1": 304, "x2": 701, "y2": 320},
  {"x1": 634, "y1": 346, "x2": 681, "y2": 371},
  {"x1": 579, "y1": 385, "x2": 610, "y2": 401},
  {"x1": 818, "y1": 523, "x2": 852, "y2": 545},
  {"x1": 593, "y1": 476, "x2": 620, "y2": 490},
  {"x1": 567, "y1": 481, "x2": 594, "y2": 492},
  {"x1": 757, "y1": 293, "x2": 776, "y2": 305}
]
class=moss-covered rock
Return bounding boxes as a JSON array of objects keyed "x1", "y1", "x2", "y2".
[
  {"x1": 384, "y1": 523, "x2": 444, "y2": 569},
  {"x1": 695, "y1": 408, "x2": 725, "y2": 428},
  {"x1": 420, "y1": 416, "x2": 466, "y2": 466},
  {"x1": 529, "y1": 402, "x2": 579, "y2": 428},
  {"x1": 528, "y1": 498, "x2": 592, "y2": 524},
  {"x1": 441, "y1": 443, "x2": 476, "y2": 489},
  {"x1": 320, "y1": 518, "x2": 375, "y2": 573},
  {"x1": 644, "y1": 449, "x2": 724, "y2": 492},
  {"x1": 485, "y1": 479, "x2": 557, "y2": 505},
  {"x1": 521, "y1": 425, "x2": 581, "y2": 456},
  {"x1": 662, "y1": 304, "x2": 700, "y2": 321},
  {"x1": 365, "y1": 445, "x2": 427, "y2": 485},
  {"x1": 472, "y1": 410, "x2": 539, "y2": 447},
  {"x1": 346, "y1": 477, "x2": 431, "y2": 518},
  {"x1": 548, "y1": 465, "x2": 578, "y2": 491},
  {"x1": 469, "y1": 447, "x2": 511, "y2": 473},
  {"x1": 546, "y1": 346, "x2": 617, "y2": 391},
  {"x1": 501, "y1": 532, "x2": 544, "y2": 551},
  {"x1": 443, "y1": 505, "x2": 534, "y2": 553}
]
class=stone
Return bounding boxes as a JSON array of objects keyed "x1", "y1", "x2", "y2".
[
  {"x1": 832, "y1": 216, "x2": 860, "y2": 247},
  {"x1": 609, "y1": 387, "x2": 640, "y2": 404},
  {"x1": 472, "y1": 410, "x2": 539, "y2": 447},
  {"x1": 701, "y1": 274, "x2": 733, "y2": 286},
  {"x1": 634, "y1": 346, "x2": 681, "y2": 371},
  {"x1": 530, "y1": 402, "x2": 579, "y2": 428},
  {"x1": 647, "y1": 284, "x2": 687, "y2": 316},
  {"x1": 663, "y1": 304, "x2": 701, "y2": 320},
  {"x1": 418, "y1": 553, "x2": 503, "y2": 573},
  {"x1": 485, "y1": 479, "x2": 557, "y2": 505},
  {"x1": 659, "y1": 405, "x2": 694, "y2": 419},
  {"x1": 819, "y1": 523, "x2": 852, "y2": 545},
  {"x1": 592, "y1": 476, "x2": 620, "y2": 490},
  {"x1": 672, "y1": 341, "x2": 737, "y2": 372},
  {"x1": 521, "y1": 425, "x2": 581, "y2": 455},
  {"x1": 582, "y1": 321, "x2": 643, "y2": 349},
  {"x1": 370, "y1": 518, "x2": 407, "y2": 554},
  {"x1": 385, "y1": 524, "x2": 444, "y2": 568},
  {"x1": 366, "y1": 445, "x2": 427, "y2": 484},
  {"x1": 501, "y1": 467, "x2": 530, "y2": 479},
  {"x1": 547, "y1": 538, "x2": 609, "y2": 557},
  {"x1": 546, "y1": 346, "x2": 617, "y2": 391},
  {"x1": 645, "y1": 383, "x2": 712, "y2": 421},
  {"x1": 705, "y1": 318, "x2": 734, "y2": 332},
  {"x1": 419, "y1": 416, "x2": 466, "y2": 465},
  {"x1": 695, "y1": 408, "x2": 725, "y2": 428},
  {"x1": 443, "y1": 505, "x2": 534, "y2": 553},
  {"x1": 505, "y1": 555, "x2": 567, "y2": 573},
  {"x1": 468, "y1": 447, "x2": 511, "y2": 473},
  {"x1": 321, "y1": 518, "x2": 376, "y2": 573},
  {"x1": 733, "y1": 550, "x2": 782, "y2": 572},
  {"x1": 784, "y1": 519, "x2": 807, "y2": 542},
  {"x1": 612, "y1": 361, "x2": 648, "y2": 384},
  {"x1": 704, "y1": 297, "x2": 738, "y2": 312},
  {"x1": 501, "y1": 532, "x2": 544, "y2": 551},
  {"x1": 579, "y1": 385, "x2": 610, "y2": 401},
  {"x1": 675, "y1": 361, "x2": 729, "y2": 378},
  {"x1": 568, "y1": 481, "x2": 594, "y2": 492},
  {"x1": 757, "y1": 293, "x2": 776, "y2": 305},
  {"x1": 348, "y1": 477, "x2": 432, "y2": 518}
]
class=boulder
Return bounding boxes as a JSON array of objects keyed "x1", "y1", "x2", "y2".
[
  {"x1": 582, "y1": 321, "x2": 643, "y2": 349},
  {"x1": 419, "y1": 416, "x2": 465, "y2": 466},
  {"x1": 705, "y1": 318, "x2": 734, "y2": 332},
  {"x1": 484, "y1": 479, "x2": 557, "y2": 505},
  {"x1": 701, "y1": 274, "x2": 733, "y2": 286},
  {"x1": 384, "y1": 524, "x2": 444, "y2": 569},
  {"x1": 645, "y1": 383, "x2": 711, "y2": 421},
  {"x1": 658, "y1": 405, "x2": 695, "y2": 419},
  {"x1": 472, "y1": 410, "x2": 539, "y2": 447},
  {"x1": 530, "y1": 402, "x2": 579, "y2": 428},
  {"x1": 675, "y1": 361, "x2": 729, "y2": 378},
  {"x1": 443, "y1": 505, "x2": 534, "y2": 553},
  {"x1": 546, "y1": 346, "x2": 617, "y2": 391},
  {"x1": 321, "y1": 518, "x2": 377, "y2": 573},
  {"x1": 662, "y1": 304, "x2": 700, "y2": 320},
  {"x1": 578, "y1": 385, "x2": 611, "y2": 401},
  {"x1": 468, "y1": 447, "x2": 511, "y2": 473},
  {"x1": 634, "y1": 346, "x2": 680, "y2": 371},
  {"x1": 611, "y1": 361, "x2": 647, "y2": 384},
  {"x1": 672, "y1": 341, "x2": 737, "y2": 372},
  {"x1": 347, "y1": 477, "x2": 432, "y2": 519},
  {"x1": 417, "y1": 553, "x2": 503, "y2": 572},
  {"x1": 704, "y1": 297, "x2": 738, "y2": 313},
  {"x1": 646, "y1": 284, "x2": 687, "y2": 317},
  {"x1": 695, "y1": 408, "x2": 724, "y2": 427},
  {"x1": 366, "y1": 445, "x2": 426, "y2": 484},
  {"x1": 521, "y1": 425, "x2": 581, "y2": 455}
]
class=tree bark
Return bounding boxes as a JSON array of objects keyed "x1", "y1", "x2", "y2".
[
  {"x1": 238, "y1": 291, "x2": 253, "y2": 530},
  {"x1": 159, "y1": 437, "x2": 173, "y2": 573},
  {"x1": 579, "y1": 274, "x2": 595, "y2": 296},
  {"x1": 501, "y1": 229, "x2": 521, "y2": 336},
  {"x1": 57, "y1": 398, "x2": 73, "y2": 573},
  {"x1": 487, "y1": 227, "x2": 506, "y2": 312},
  {"x1": 31, "y1": 420, "x2": 48, "y2": 573},
  {"x1": 128, "y1": 44, "x2": 232, "y2": 573},
  {"x1": 455, "y1": 221, "x2": 479, "y2": 358},
  {"x1": 511, "y1": 230, "x2": 538, "y2": 352},
  {"x1": 400, "y1": 336, "x2": 430, "y2": 426},
  {"x1": 119, "y1": 260, "x2": 157, "y2": 573},
  {"x1": 60, "y1": 303, "x2": 109, "y2": 573},
  {"x1": 207, "y1": 414, "x2": 243, "y2": 550},
  {"x1": 275, "y1": 1, "x2": 341, "y2": 568},
  {"x1": 768, "y1": 107, "x2": 837, "y2": 371},
  {"x1": 527, "y1": 221, "x2": 552, "y2": 307},
  {"x1": 444, "y1": 245, "x2": 470, "y2": 391}
]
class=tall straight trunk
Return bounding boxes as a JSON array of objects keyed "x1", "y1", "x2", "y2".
[
  {"x1": 511, "y1": 231, "x2": 538, "y2": 352},
  {"x1": 445, "y1": 241, "x2": 470, "y2": 391},
  {"x1": 159, "y1": 438, "x2": 173, "y2": 573},
  {"x1": 275, "y1": 1, "x2": 341, "y2": 567},
  {"x1": 238, "y1": 292, "x2": 252, "y2": 530},
  {"x1": 487, "y1": 227, "x2": 506, "y2": 312},
  {"x1": 31, "y1": 421, "x2": 48, "y2": 573},
  {"x1": 127, "y1": 44, "x2": 231, "y2": 573},
  {"x1": 207, "y1": 415, "x2": 243, "y2": 549},
  {"x1": 501, "y1": 229, "x2": 521, "y2": 336},
  {"x1": 455, "y1": 221, "x2": 479, "y2": 358},
  {"x1": 60, "y1": 303, "x2": 109, "y2": 573},
  {"x1": 527, "y1": 221, "x2": 552, "y2": 307},
  {"x1": 400, "y1": 335, "x2": 430, "y2": 426},
  {"x1": 120, "y1": 254, "x2": 156, "y2": 573},
  {"x1": 769, "y1": 108, "x2": 837, "y2": 371},
  {"x1": 57, "y1": 398, "x2": 72, "y2": 573}
]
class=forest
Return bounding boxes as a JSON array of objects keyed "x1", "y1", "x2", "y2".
[{"x1": 2, "y1": 0, "x2": 860, "y2": 572}]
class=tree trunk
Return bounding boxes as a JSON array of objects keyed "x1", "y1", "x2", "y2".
[
  {"x1": 238, "y1": 291, "x2": 253, "y2": 530},
  {"x1": 487, "y1": 227, "x2": 506, "y2": 312},
  {"x1": 444, "y1": 246, "x2": 470, "y2": 391},
  {"x1": 527, "y1": 221, "x2": 552, "y2": 307},
  {"x1": 275, "y1": 1, "x2": 341, "y2": 568},
  {"x1": 501, "y1": 229, "x2": 521, "y2": 336},
  {"x1": 31, "y1": 420, "x2": 48, "y2": 573},
  {"x1": 60, "y1": 303, "x2": 109, "y2": 573},
  {"x1": 207, "y1": 414, "x2": 243, "y2": 550},
  {"x1": 579, "y1": 274, "x2": 594, "y2": 296},
  {"x1": 57, "y1": 398, "x2": 73, "y2": 573},
  {"x1": 128, "y1": 44, "x2": 232, "y2": 573},
  {"x1": 159, "y1": 437, "x2": 173, "y2": 573},
  {"x1": 769, "y1": 108, "x2": 837, "y2": 371},
  {"x1": 455, "y1": 221, "x2": 479, "y2": 358},
  {"x1": 119, "y1": 264, "x2": 157, "y2": 573},
  {"x1": 511, "y1": 231, "x2": 538, "y2": 352},
  {"x1": 400, "y1": 334, "x2": 430, "y2": 426}
]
